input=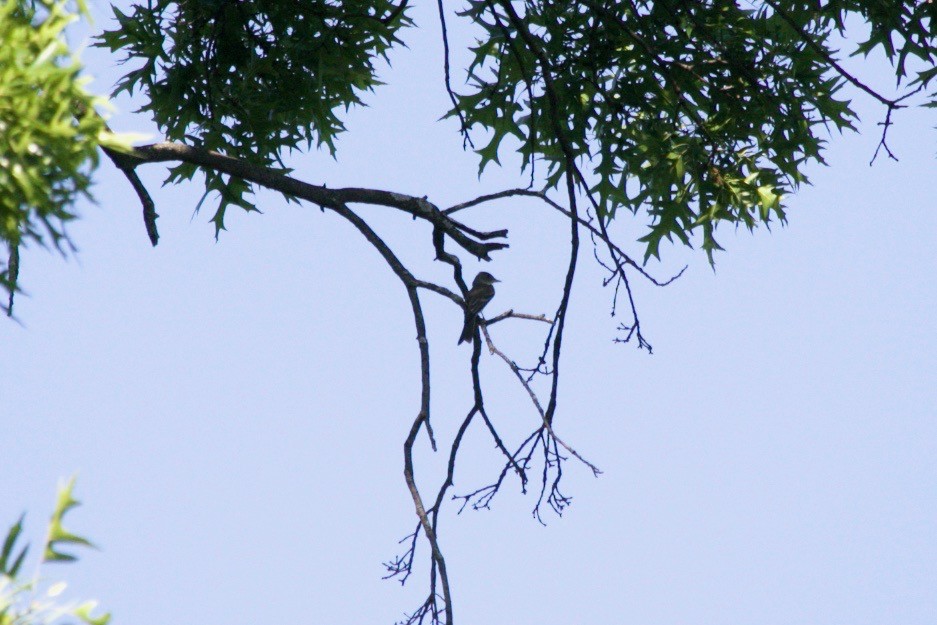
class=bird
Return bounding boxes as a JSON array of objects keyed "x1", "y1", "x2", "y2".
[{"x1": 459, "y1": 271, "x2": 500, "y2": 344}]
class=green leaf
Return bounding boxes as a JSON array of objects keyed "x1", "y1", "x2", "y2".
[
  {"x1": 75, "y1": 601, "x2": 111, "y2": 625},
  {"x1": 44, "y1": 477, "x2": 95, "y2": 563},
  {"x1": 0, "y1": 514, "x2": 28, "y2": 577},
  {"x1": 757, "y1": 185, "x2": 780, "y2": 215}
]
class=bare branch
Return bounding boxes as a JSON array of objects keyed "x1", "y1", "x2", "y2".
[
  {"x1": 103, "y1": 147, "x2": 159, "y2": 246},
  {"x1": 123, "y1": 142, "x2": 508, "y2": 261},
  {"x1": 482, "y1": 324, "x2": 602, "y2": 477},
  {"x1": 414, "y1": 280, "x2": 461, "y2": 306},
  {"x1": 454, "y1": 429, "x2": 540, "y2": 513},
  {"x1": 383, "y1": 521, "x2": 422, "y2": 583},
  {"x1": 448, "y1": 188, "x2": 686, "y2": 287},
  {"x1": 484, "y1": 309, "x2": 552, "y2": 327},
  {"x1": 435, "y1": 0, "x2": 474, "y2": 149},
  {"x1": 327, "y1": 202, "x2": 455, "y2": 623}
]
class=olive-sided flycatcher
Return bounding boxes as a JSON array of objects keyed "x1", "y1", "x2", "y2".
[{"x1": 459, "y1": 271, "x2": 500, "y2": 344}]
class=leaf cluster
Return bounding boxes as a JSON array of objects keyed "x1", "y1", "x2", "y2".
[
  {"x1": 97, "y1": 0, "x2": 411, "y2": 234},
  {"x1": 1, "y1": 478, "x2": 109, "y2": 625},
  {"x1": 455, "y1": 1, "x2": 933, "y2": 262},
  {"x1": 3, "y1": 0, "x2": 935, "y2": 312},
  {"x1": 0, "y1": 0, "x2": 123, "y2": 311},
  {"x1": 835, "y1": 0, "x2": 937, "y2": 83}
]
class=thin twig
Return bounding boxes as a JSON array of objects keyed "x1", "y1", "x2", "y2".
[
  {"x1": 447, "y1": 188, "x2": 686, "y2": 287},
  {"x1": 435, "y1": 0, "x2": 474, "y2": 148},
  {"x1": 482, "y1": 324, "x2": 602, "y2": 477}
]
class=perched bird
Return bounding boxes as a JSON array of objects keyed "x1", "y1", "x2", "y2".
[{"x1": 459, "y1": 271, "x2": 500, "y2": 344}]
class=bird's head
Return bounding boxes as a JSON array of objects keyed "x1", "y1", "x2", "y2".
[{"x1": 473, "y1": 271, "x2": 500, "y2": 286}]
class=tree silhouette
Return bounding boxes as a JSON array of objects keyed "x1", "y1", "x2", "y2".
[{"x1": 2, "y1": 1, "x2": 935, "y2": 622}]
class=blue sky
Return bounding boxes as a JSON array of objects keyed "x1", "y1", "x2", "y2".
[{"x1": 2, "y1": 3, "x2": 936, "y2": 624}]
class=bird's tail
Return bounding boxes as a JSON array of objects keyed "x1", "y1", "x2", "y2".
[{"x1": 458, "y1": 314, "x2": 475, "y2": 344}]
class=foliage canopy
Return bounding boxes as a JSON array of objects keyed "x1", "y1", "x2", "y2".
[
  {"x1": 2, "y1": 1, "x2": 935, "y2": 304},
  {"x1": 0, "y1": 0, "x2": 128, "y2": 305},
  {"x1": 97, "y1": 0, "x2": 409, "y2": 232}
]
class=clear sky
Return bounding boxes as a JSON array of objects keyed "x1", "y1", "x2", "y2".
[{"x1": 2, "y1": 3, "x2": 936, "y2": 625}]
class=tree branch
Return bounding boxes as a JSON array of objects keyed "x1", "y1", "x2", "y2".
[
  {"x1": 761, "y1": 0, "x2": 899, "y2": 108},
  {"x1": 102, "y1": 147, "x2": 159, "y2": 246},
  {"x1": 435, "y1": 0, "x2": 473, "y2": 149},
  {"x1": 481, "y1": 323, "x2": 601, "y2": 477},
  {"x1": 121, "y1": 142, "x2": 507, "y2": 261},
  {"x1": 330, "y1": 202, "x2": 454, "y2": 624}
]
